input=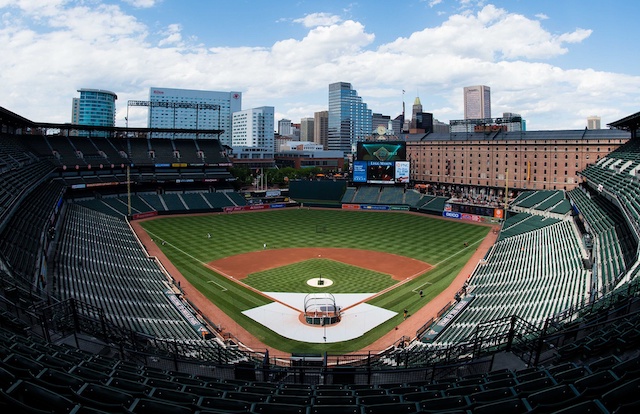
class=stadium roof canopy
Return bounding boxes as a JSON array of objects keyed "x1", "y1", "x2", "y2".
[
  {"x1": 608, "y1": 111, "x2": 640, "y2": 139},
  {"x1": 402, "y1": 128, "x2": 630, "y2": 143},
  {"x1": 0, "y1": 105, "x2": 223, "y2": 136}
]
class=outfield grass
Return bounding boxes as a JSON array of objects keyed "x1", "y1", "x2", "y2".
[{"x1": 140, "y1": 208, "x2": 490, "y2": 353}]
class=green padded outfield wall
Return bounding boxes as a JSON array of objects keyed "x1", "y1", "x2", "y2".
[{"x1": 288, "y1": 180, "x2": 347, "y2": 203}]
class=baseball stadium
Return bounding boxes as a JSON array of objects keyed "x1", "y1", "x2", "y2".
[{"x1": 0, "y1": 105, "x2": 639, "y2": 413}]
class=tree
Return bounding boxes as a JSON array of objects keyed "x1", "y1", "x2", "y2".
[{"x1": 229, "y1": 166, "x2": 253, "y2": 188}]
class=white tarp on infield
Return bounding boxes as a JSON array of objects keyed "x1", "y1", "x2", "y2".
[{"x1": 242, "y1": 293, "x2": 397, "y2": 343}]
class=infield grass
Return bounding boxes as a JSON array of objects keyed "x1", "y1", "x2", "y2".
[
  {"x1": 244, "y1": 259, "x2": 395, "y2": 293},
  {"x1": 140, "y1": 208, "x2": 490, "y2": 354}
]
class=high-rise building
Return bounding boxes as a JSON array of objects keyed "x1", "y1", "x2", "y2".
[
  {"x1": 148, "y1": 87, "x2": 241, "y2": 145},
  {"x1": 328, "y1": 82, "x2": 372, "y2": 155},
  {"x1": 407, "y1": 96, "x2": 434, "y2": 134},
  {"x1": 300, "y1": 118, "x2": 314, "y2": 142},
  {"x1": 313, "y1": 111, "x2": 329, "y2": 149},
  {"x1": 464, "y1": 85, "x2": 491, "y2": 120},
  {"x1": 502, "y1": 112, "x2": 525, "y2": 132},
  {"x1": 410, "y1": 97, "x2": 423, "y2": 130},
  {"x1": 587, "y1": 116, "x2": 601, "y2": 130},
  {"x1": 291, "y1": 123, "x2": 301, "y2": 140},
  {"x1": 71, "y1": 88, "x2": 117, "y2": 136},
  {"x1": 372, "y1": 113, "x2": 391, "y2": 131},
  {"x1": 232, "y1": 106, "x2": 275, "y2": 151},
  {"x1": 278, "y1": 119, "x2": 293, "y2": 136}
]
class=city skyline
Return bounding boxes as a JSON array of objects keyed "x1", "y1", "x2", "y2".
[{"x1": 1, "y1": 1, "x2": 639, "y2": 131}]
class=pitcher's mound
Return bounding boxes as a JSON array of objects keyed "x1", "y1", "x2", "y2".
[{"x1": 306, "y1": 278, "x2": 334, "y2": 287}]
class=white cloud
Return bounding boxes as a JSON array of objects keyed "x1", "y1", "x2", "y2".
[
  {"x1": 158, "y1": 23, "x2": 182, "y2": 46},
  {"x1": 380, "y1": 5, "x2": 592, "y2": 60},
  {"x1": 293, "y1": 12, "x2": 342, "y2": 28},
  {"x1": 0, "y1": 1, "x2": 637, "y2": 131},
  {"x1": 535, "y1": 13, "x2": 549, "y2": 20},
  {"x1": 122, "y1": 0, "x2": 159, "y2": 8}
]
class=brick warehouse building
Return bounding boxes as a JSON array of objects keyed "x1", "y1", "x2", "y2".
[{"x1": 404, "y1": 128, "x2": 630, "y2": 193}]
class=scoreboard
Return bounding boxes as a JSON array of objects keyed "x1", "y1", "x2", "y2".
[
  {"x1": 353, "y1": 160, "x2": 410, "y2": 184},
  {"x1": 354, "y1": 141, "x2": 409, "y2": 185}
]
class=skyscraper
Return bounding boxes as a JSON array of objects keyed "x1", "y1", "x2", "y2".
[
  {"x1": 278, "y1": 119, "x2": 293, "y2": 136},
  {"x1": 464, "y1": 85, "x2": 491, "y2": 120},
  {"x1": 148, "y1": 87, "x2": 241, "y2": 145},
  {"x1": 328, "y1": 82, "x2": 372, "y2": 155},
  {"x1": 313, "y1": 110, "x2": 329, "y2": 149},
  {"x1": 410, "y1": 96, "x2": 423, "y2": 130},
  {"x1": 300, "y1": 118, "x2": 314, "y2": 142},
  {"x1": 587, "y1": 116, "x2": 601, "y2": 130},
  {"x1": 232, "y1": 106, "x2": 275, "y2": 151},
  {"x1": 71, "y1": 88, "x2": 117, "y2": 136}
]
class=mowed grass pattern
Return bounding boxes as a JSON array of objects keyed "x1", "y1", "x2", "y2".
[
  {"x1": 140, "y1": 209, "x2": 490, "y2": 353},
  {"x1": 244, "y1": 259, "x2": 395, "y2": 293}
]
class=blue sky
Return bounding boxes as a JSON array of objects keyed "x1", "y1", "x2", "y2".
[{"x1": 1, "y1": 0, "x2": 639, "y2": 130}]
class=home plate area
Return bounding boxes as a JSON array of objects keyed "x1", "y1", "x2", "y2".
[{"x1": 242, "y1": 293, "x2": 397, "y2": 343}]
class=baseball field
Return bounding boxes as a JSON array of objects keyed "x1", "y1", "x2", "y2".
[{"x1": 138, "y1": 208, "x2": 490, "y2": 354}]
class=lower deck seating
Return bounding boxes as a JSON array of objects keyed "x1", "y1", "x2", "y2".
[
  {"x1": 425, "y1": 220, "x2": 589, "y2": 348},
  {"x1": 53, "y1": 204, "x2": 202, "y2": 340}
]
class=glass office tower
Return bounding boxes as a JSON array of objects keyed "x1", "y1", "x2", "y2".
[{"x1": 328, "y1": 82, "x2": 372, "y2": 155}]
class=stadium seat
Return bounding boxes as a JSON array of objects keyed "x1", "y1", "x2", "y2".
[
  {"x1": 128, "y1": 397, "x2": 193, "y2": 414},
  {"x1": 3, "y1": 353, "x2": 44, "y2": 378},
  {"x1": 573, "y1": 370, "x2": 621, "y2": 399},
  {"x1": 252, "y1": 402, "x2": 308, "y2": 413},
  {"x1": 418, "y1": 395, "x2": 471, "y2": 411},
  {"x1": 356, "y1": 394, "x2": 401, "y2": 406},
  {"x1": 482, "y1": 377, "x2": 517, "y2": 390},
  {"x1": 69, "y1": 365, "x2": 111, "y2": 384},
  {"x1": 310, "y1": 405, "x2": 361, "y2": 414},
  {"x1": 182, "y1": 384, "x2": 224, "y2": 397},
  {"x1": 148, "y1": 386, "x2": 199, "y2": 405},
  {"x1": 363, "y1": 401, "x2": 418, "y2": 413},
  {"x1": 224, "y1": 391, "x2": 268, "y2": 403},
  {"x1": 313, "y1": 395, "x2": 356, "y2": 405},
  {"x1": 600, "y1": 377, "x2": 640, "y2": 412},
  {"x1": 402, "y1": 390, "x2": 444, "y2": 402},
  {"x1": 196, "y1": 396, "x2": 252, "y2": 412},
  {"x1": 143, "y1": 377, "x2": 184, "y2": 391},
  {"x1": 0, "y1": 366, "x2": 16, "y2": 391},
  {"x1": 468, "y1": 386, "x2": 517, "y2": 404},
  {"x1": 3, "y1": 380, "x2": 78, "y2": 413},
  {"x1": 387, "y1": 385, "x2": 421, "y2": 395},
  {"x1": 240, "y1": 385, "x2": 276, "y2": 395},
  {"x1": 444, "y1": 384, "x2": 484, "y2": 396},
  {"x1": 105, "y1": 377, "x2": 153, "y2": 397},
  {"x1": 611, "y1": 355, "x2": 640, "y2": 380},
  {"x1": 551, "y1": 399, "x2": 610, "y2": 414},
  {"x1": 587, "y1": 355, "x2": 622, "y2": 372},
  {"x1": 526, "y1": 384, "x2": 581, "y2": 411},
  {"x1": 353, "y1": 388, "x2": 387, "y2": 396},
  {"x1": 552, "y1": 366, "x2": 592, "y2": 383},
  {"x1": 73, "y1": 382, "x2": 135, "y2": 411},
  {"x1": 268, "y1": 394, "x2": 312, "y2": 405},
  {"x1": 513, "y1": 376, "x2": 557, "y2": 397},
  {"x1": 314, "y1": 388, "x2": 354, "y2": 396},
  {"x1": 473, "y1": 397, "x2": 532, "y2": 414}
]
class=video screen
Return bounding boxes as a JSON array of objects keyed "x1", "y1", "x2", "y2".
[
  {"x1": 367, "y1": 161, "x2": 395, "y2": 184},
  {"x1": 357, "y1": 142, "x2": 406, "y2": 162},
  {"x1": 352, "y1": 160, "x2": 411, "y2": 184}
]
